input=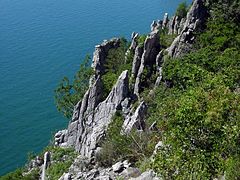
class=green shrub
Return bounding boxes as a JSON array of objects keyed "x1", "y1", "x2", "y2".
[
  {"x1": 175, "y1": 2, "x2": 188, "y2": 19},
  {"x1": 137, "y1": 34, "x2": 147, "y2": 47},
  {"x1": 0, "y1": 168, "x2": 39, "y2": 180},
  {"x1": 46, "y1": 161, "x2": 72, "y2": 180},
  {"x1": 102, "y1": 38, "x2": 133, "y2": 99},
  {"x1": 96, "y1": 112, "x2": 160, "y2": 167},
  {"x1": 150, "y1": 3, "x2": 240, "y2": 178},
  {"x1": 160, "y1": 31, "x2": 177, "y2": 48},
  {"x1": 54, "y1": 55, "x2": 93, "y2": 119},
  {"x1": 46, "y1": 147, "x2": 77, "y2": 180}
]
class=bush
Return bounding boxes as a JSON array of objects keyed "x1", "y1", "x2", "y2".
[
  {"x1": 101, "y1": 38, "x2": 133, "y2": 99},
  {"x1": 96, "y1": 112, "x2": 160, "y2": 167},
  {"x1": 150, "y1": 3, "x2": 240, "y2": 178},
  {"x1": 0, "y1": 168, "x2": 39, "y2": 180},
  {"x1": 46, "y1": 161, "x2": 72, "y2": 180},
  {"x1": 54, "y1": 55, "x2": 92, "y2": 119},
  {"x1": 46, "y1": 147, "x2": 77, "y2": 180},
  {"x1": 137, "y1": 35, "x2": 147, "y2": 47},
  {"x1": 175, "y1": 2, "x2": 188, "y2": 19}
]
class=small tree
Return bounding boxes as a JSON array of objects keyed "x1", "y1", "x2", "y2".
[
  {"x1": 176, "y1": 1, "x2": 188, "y2": 19},
  {"x1": 54, "y1": 55, "x2": 92, "y2": 119}
]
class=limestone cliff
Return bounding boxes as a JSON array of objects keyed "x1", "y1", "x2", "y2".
[{"x1": 34, "y1": 0, "x2": 210, "y2": 179}]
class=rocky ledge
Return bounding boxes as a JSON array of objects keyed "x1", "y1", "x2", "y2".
[{"x1": 43, "y1": 0, "x2": 209, "y2": 179}]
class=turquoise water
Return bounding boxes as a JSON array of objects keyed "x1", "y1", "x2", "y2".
[{"x1": 0, "y1": 0, "x2": 191, "y2": 175}]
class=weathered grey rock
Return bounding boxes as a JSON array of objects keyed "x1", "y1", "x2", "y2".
[
  {"x1": 76, "y1": 70, "x2": 129, "y2": 158},
  {"x1": 121, "y1": 167, "x2": 141, "y2": 179},
  {"x1": 168, "y1": 16, "x2": 181, "y2": 35},
  {"x1": 126, "y1": 33, "x2": 139, "y2": 63},
  {"x1": 134, "y1": 30, "x2": 160, "y2": 95},
  {"x1": 178, "y1": 18, "x2": 186, "y2": 34},
  {"x1": 41, "y1": 151, "x2": 50, "y2": 180},
  {"x1": 112, "y1": 162, "x2": 124, "y2": 173},
  {"x1": 28, "y1": 156, "x2": 44, "y2": 170},
  {"x1": 130, "y1": 170, "x2": 161, "y2": 180},
  {"x1": 63, "y1": 76, "x2": 104, "y2": 148},
  {"x1": 122, "y1": 101, "x2": 147, "y2": 134},
  {"x1": 58, "y1": 173, "x2": 71, "y2": 180},
  {"x1": 151, "y1": 20, "x2": 162, "y2": 31},
  {"x1": 130, "y1": 33, "x2": 139, "y2": 52},
  {"x1": 92, "y1": 38, "x2": 121, "y2": 75},
  {"x1": 121, "y1": 98, "x2": 131, "y2": 116},
  {"x1": 174, "y1": 16, "x2": 180, "y2": 34},
  {"x1": 71, "y1": 101, "x2": 81, "y2": 122},
  {"x1": 168, "y1": 16, "x2": 176, "y2": 35},
  {"x1": 155, "y1": 50, "x2": 165, "y2": 87},
  {"x1": 131, "y1": 45, "x2": 144, "y2": 78},
  {"x1": 153, "y1": 141, "x2": 164, "y2": 155},
  {"x1": 123, "y1": 160, "x2": 131, "y2": 168},
  {"x1": 55, "y1": 130, "x2": 67, "y2": 146},
  {"x1": 168, "y1": 0, "x2": 208, "y2": 58},
  {"x1": 162, "y1": 13, "x2": 169, "y2": 29}
]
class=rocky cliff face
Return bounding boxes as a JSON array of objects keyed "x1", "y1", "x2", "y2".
[
  {"x1": 53, "y1": 0, "x2": 209, "y2": 179},
  {"x1": 167, "y1": 0, "x2": 208, "y2": 57}
]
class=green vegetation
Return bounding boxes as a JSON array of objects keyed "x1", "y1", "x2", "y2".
[
  {"x1": 175, "y1": 1, "x2": 188, "y2": 19},
  {"x1": 159, "y1": 27, "x2": 177, "y2": 48},
  {"x1": 137, "y1": 34, "x2": 147, "y2": 47},
  {"x1": 5, "y1": 1, "x2": 239, "y2": 179},
  {"x1": 54, "y1": 55, "x2": 92, "y2": 119},
  {"x1": 0, "y1": 146, "x2": 77, "y2": 180},
  {"x1": 46, "y1": 147, "x2": 77, "y2": 180},
  {"x1": 0, "y1": 169, "x2": 39, "y2": 180},
  {"x1": 149, "y1": 1, "x2": 240, "y2": 179},
  {"x1": 96, "y1": 112, "x2": 160, "y2": 167},
  {"x1": 102, "y1": 38, "x2": 133, "y2": 98}
]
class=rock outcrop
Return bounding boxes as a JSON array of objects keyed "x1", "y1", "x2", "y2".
[
  {"x1": 52, "y1": 1, "x2": 210, "y2": 179},
  {"x1": 61, "y1": 70, "x2": 129, "y2": 159},
  {"x1": 162, "y1": 13, "x2": 169, "y2": 29},
  {"x1": 167, "y1": 0, "x2": 208, "y2": 57},
  {"x1": 131, "y1": 45, "x2": 144, "y2": 78},
  {"x1": 77, "y1": 70, "x2": 129, "y2": 158},
  {"x1": 92, "y1": 38, "x2": 121, "y2": 75},
  {"x1": 122, "y1": 101, "x2": 147, "y2": 134},
  {"x1": 55, "y1": 38, "x2": 127, "y2": 159},
  {"x1": 41, "y1": 152, "x2": 50, "y2": 180},
  {"x1": 134, "y1": 30, "x2": 160, "y2": 96}
]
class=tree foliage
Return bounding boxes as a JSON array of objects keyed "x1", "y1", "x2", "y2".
[
  {"x1": 101, "y1": 38, "x2": 133, "y2": 98},
  {"x1": 150, "y1": 1, "x2": 240, "y2": 178},
  {"x1": 175, "y1": 1, "x2": 188, "y2": 19},
  {"x1": 54, "y1": 55, "x2": 92, "y2": 119}
]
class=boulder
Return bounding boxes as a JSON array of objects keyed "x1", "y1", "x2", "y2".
[
  {"x1": 121, "y1": 167, "x2": 141, "y2": 179},
  {"x1": 112, "y1": 162, "x2": 124, "y2": 173}
]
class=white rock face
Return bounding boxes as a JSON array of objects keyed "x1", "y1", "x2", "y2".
[
  {"x1": 77, "y1": 70, "x2": 129, "y2": 158},
  {"x1": 134, "y1": 30, "x2": 160, "y2": 96},
  {"x1": 41, "y1": 151, "x2": 50, "y2": 180},
  {"x1": 122, "y1": 101, "x2": 147, "y2": 134},
  {"x1": 168, "y1": 0, "x2": 208, "y2": 58}
]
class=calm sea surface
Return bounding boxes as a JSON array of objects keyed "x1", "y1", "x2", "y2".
[{"x1": 0, "y1": 0, "x2": 191, "y2": 175}]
